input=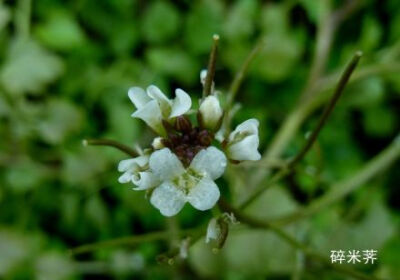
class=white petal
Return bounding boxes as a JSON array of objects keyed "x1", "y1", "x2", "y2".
[
  {"x1": 227, "y1": 134, "x2": 261, "y2": 161},
  {"x1": 118, "y1": 159, "x2": 137, "y2": 172},
  {"x1": 132, "y1": 100, "x2": 166, "y2": 136},
  {"x1": 170, "y1": 89, "x2": 192, "y2": 118},
  {"x1": 128, "y1": 87, "x2": 151, "y2": 109},
  {"x1": 132, "y1": 171, "x2": 159, "y2": 190},
  {"x1": 149, "y1": 148, "x2": 185, "y2": 181},
  {"x1": 118, "y1": 171, "x2": 132, "y2": 183},
  {"x1": 187, "y1": 177, "x2": 220, "y2": 211},
  {"x1": 150, "y1": 182, "x2": 186, "y2": 216},
  {"x1": 147, "y1": 85, "x2": 171, "y2": 118},
  {"x1": 229, "y1": 118, "x2": 259, "y2": 142},
  {"x1": 118, "y1": 156, "x2": 148, "y2": 172},
  {"x1": 190, "y1": 147, "x2": 227, "y2": 180}
]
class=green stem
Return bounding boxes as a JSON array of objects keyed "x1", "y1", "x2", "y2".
[
  {"x1": 243, "y1": 52, "x2": 362, "y2": 208},
  {"x1": 82, "y1": 139, "x2": 138, "y2": 157},
  {"x1": 203, "y1": 34, "x2": 219, "y2": 97},
  {"x1": 15, "y1": 0, "x2": 31, "y2": 39},
  {"x1": 223, "y1": 39, "x2": 264, "y2": 137},
  {"x1": 226, "y1": 39, "x2": 264, "y2": 108},
  {"x1": 288, "y1": 51, "x2": 362, "y2": 167},
  {"x1": 239, "y1": 167, "x2": 290, "y2": 209},
  {"x1": 69, "y1": 227, "x2": 200, "y2": 256},
  {"x1": 271, "y1": 134, "x2": 400, "y2": 226}
]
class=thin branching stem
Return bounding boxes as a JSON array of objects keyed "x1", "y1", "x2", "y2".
[
  {"x1": 203, "y1": 34, "x2": 219, "y2": 97},
  {"x1": 241, "y1": 52, "x2": 362, "y2": 208},
  {"x1": 223, "y1": 39, "x2": 264, "y2": 137},
  {"x1": 69, "y1": 227, "x2": 201, "y2": 256},
  {"x1": 226, "y1": 39, "x2": 264, "y2": 108},
  {"x1": 255, "y1": 0, "x2": 363, "y2": 187},
  {"x1": 270, "y1": 134, "x2": 400, "y2": 226},
  {"x1": 218, "y1": 199, "x2": 381, "y2": 280},
  {"x1": 288, "y1": 51, "x2": 362, "y2": 168},
  {"x1": 82, "y1": 139, "x2": 138, "y2": 157}
]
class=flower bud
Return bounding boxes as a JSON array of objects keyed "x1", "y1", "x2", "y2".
[
  {"x1": 226, "y1": 119, "x2": 261, "y2": 161},
  {"x1": 174, "y1": 115, "x2": 192, "y2": 132},
  {"x1": 198, "y1": 95, "x2": 223, "y2": 131},
  {"x1": 206, "y1": 218, "x2": 220, "y2": 243},
  {"x1": 152, "y1": 137, "x2": 165, "y2": 150},
  {"x1": 205, "y1": 217, "x2": 229, "y2": 249}
]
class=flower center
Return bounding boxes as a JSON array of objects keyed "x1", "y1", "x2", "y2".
[
  {"x1": 172, "y1": 168, "x2": 204, "y2": 194},
  {"x1": 162, "y1": 117, "x2": 214, "y2": 167}
]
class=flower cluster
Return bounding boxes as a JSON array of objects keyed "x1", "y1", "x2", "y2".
[{"x1": 118, "y1": 71, "x2": 261, "y2": 216}]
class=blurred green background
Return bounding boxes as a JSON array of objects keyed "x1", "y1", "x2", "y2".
[{"x1": 0, "y1": 0, "x2": 399, "y2": 279}]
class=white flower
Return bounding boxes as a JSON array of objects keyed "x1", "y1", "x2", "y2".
[
  {"x1": 206, "y1": 218, "x2": 221, "y2": 243},
  {"x1": 149, "y1": 147, "x2": 227, "y2": 216},
  {"x1": 118, "y1": 155, "x2": 159, "y2": 190},
  {"x1": 199, "y1": 95, "x2": 223, "y2": 131},
  {"x1": 128, "y1": 85, "x2": 192, "y2": 136},
  {"x1": 226, "y1": 119, "x2": 261, "y2": 161}
]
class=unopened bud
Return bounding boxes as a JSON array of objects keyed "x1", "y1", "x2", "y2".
[
  {"x1": 198, "y1": 95, "x2": 223, "y2": 131},
  {"x1": 152, "y1": 137, "x2": 165, "y2": 150},
  {"x1": 198, "y1": 129, "x2": 213, "y2": 146},
  {"x1": 200, "y1": 69, "x2": 207, "y2": 86},
  {"x1": 206, "y1": 218, "x2": 220, "y2": 243},
  {"x1": 175, "y1": 116, "x2": 192, "y2": 132},
  {"x1": 205, "y1": 217, "x2": 229, "y2": 250}
]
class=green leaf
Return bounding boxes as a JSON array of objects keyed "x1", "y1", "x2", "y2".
[
  {"x1": 5, "y1": 160, "x2": 49, "y2": 193},
  {"x1": 37, "y1": 99, "x2": 83, "y2": 144},
  {"x1": 245, "y1": 186, "x2": 299, "y2": 220},
  {"x1": 184, "y1": 0, "x2": 224, "y2": 54},
  {"x1": 343, "y1": 77, "x2": 385, "y2": 108},
  {"x1": 0, "y1": 229, "x2": 35, "y2": 276},
  {"x1": 252, "y1": 34, "x2": 303, "y2": 82},
  {"x1": 359, "y1": 16, "x2": 382, "y2": 52},
  {"x1": 61, "y1": 148, "x2": 108, "y2": 186},
  {"x1": 362, "y1": 107, "x2": 397, "y2": 137},
  {"x1": 35, "y1": 252, "x2": 75, "y2": 280},
  {"x1": 298, "y1": 0, "x2": 329, "y2": 23},
  {"x1": 142, "y1": 1, "x2": 180, "y2": 44},
  {"x1": 311, "y1": 196, "x2": 395, "y2": 254},
  {"x1": 34, "y1": 9, "x2": 86, "y2": 51},
  {"x1": 223, "y1": 0, "x2": 258, "y2": 42},
  {"x1": 146, "y1": 47, "x2": 199, "y2": 85},
  {"x1": 0, "y1": 3, "x2": 10, "y2": 31},
  {"x1": 0, "y1": 38, "x2": 63, "y2": 95},
  {"x1": 85, "y1": 195, "x2": 110, "y2": 230},
  {"x1": 259, "y1": 3, "x2": 288, "y2": 35}
]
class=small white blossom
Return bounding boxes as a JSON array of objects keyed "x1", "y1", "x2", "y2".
[
  {"x1": 128, "y1": 85, "x2": 192, "y2": 136},
  {"x1": 199, "y1": 95, "x2": 223, "y2": 131},
  {"x1": 118, "y1": 155, "x2": 159, "y2": 190},
  {"x1": 149, "y1": 147, "x2": 227, "y2": 217},
  {"x1": 206, "y1": 218, "x2": 220, "y2": 243},
  {"x1": 226, "y1": 119, "x2": 261, "y2": 161}
]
